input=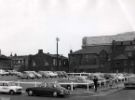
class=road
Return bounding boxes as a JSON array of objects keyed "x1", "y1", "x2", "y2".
[{"x1": 0, "y1": 88, "x2": 135, "y2": 100}]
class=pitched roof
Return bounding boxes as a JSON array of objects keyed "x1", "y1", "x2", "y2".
[
  {"x1": 83, "y1": 31, "x2": 135, "y2": 46},
  {"x1": 0, "y1": 55, "x2": 10, "y2": 60}
]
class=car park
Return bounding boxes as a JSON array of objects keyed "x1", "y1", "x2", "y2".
[
  {"x1": 26, "y1": 82, "x2": 70, "y2": 97},
  {"x1": 0, "y1": 81, "x2": 23, "y2": 95}
]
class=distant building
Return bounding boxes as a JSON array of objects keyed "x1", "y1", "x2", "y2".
[
  {"x1": 0, "y1": 55, "x2": 11, "y2": 70},
  {"x1": 10, "y1": 49, "x2": 69, "y2": 72},
  {"x1": 10, "y1": 54, "x2": 29, "y2": 71},
  {"x1": 69, "y1": 32, "x2": 135, "y2": 73}
]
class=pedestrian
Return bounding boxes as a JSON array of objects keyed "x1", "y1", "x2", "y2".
[{"x1": 93, "y1": 76, "x2": 98, "y2": 92}]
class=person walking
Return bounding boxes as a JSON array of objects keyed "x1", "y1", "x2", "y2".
[{"x1": 93, "y1": 76, "x2": 98, "y2": 92}]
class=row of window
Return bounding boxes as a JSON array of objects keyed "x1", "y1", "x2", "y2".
[{"x1": 12, "y1": 60, "x2": 25, "y2": 65}]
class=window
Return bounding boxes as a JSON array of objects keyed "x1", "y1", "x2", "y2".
[
  {"x1": 128, "y1": 52, "x2": 132, "y2": 57},
  {"x1": 32, "y1": 61, "x2": 36, "y2": 67},
  {"x1": 124, "y1": 61, "x2": 127, "y2": 66},
  {"x1": 44, "y1": 61, "x2": 49, "y2": 66},
  {"x1": 53, "y1": 59, "x2": 56, "y2": 66}
]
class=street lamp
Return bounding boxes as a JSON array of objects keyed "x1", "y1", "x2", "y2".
[{"x1": 56, "y1": 37, "x2": 60, "y2": 71}]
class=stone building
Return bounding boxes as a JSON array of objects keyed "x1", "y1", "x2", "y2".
[{"x1": 69, "y1": 32, "x2": 135, "y2": 73}]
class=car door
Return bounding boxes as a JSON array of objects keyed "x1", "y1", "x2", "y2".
[{"x1": 1, "y1": 83, "x2": 9, "y2": 93}]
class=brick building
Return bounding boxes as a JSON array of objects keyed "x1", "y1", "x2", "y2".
[
  {"x1": 69, "y1": 32, "x2": 135, "y2": 73},
  {"x1": 0, "y1": 55, "x2": 11, "y2": 70},
  {"x1": 10, "y1": 49, "x2": 69, "y2": 72}
]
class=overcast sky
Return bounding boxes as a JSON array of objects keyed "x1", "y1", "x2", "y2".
[{"x1": 0, "y1": 0, "x2": 135, "y2": 57}]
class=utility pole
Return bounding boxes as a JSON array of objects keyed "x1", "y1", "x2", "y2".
[{"x1": 56, "y1": 37, "x2": 60, "y2": 71}]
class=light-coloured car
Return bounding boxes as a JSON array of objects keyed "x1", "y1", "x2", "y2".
[
  {"x1": 27, "y1": 71, "x2": 42, "y2": 78},
  {"x1": 0, "y1": 81, "x2": 23, "y2": 95},
  {"x1": 24, "y1": 71, "x2": 36, "y2": 79},
  {"x1": 43, "y1": 71, "x2": 58, "y2": 78},
  {"x1": 0, "y1": 69, "x2": 9, "y2": 76}
]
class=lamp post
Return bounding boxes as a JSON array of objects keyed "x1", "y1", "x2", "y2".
[{"x1": 56, "y1": 37, "x2": 60, "y2": 71}]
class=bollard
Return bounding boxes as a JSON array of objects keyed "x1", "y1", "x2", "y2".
[
  {"x1": 87, "y1": 83, "x2": 89, "y2": 91},
  {"x1": 71, "y1": 82, "x2": 74, "y2": 91},
  {"x1": 34, "y1": 82, "x2": 37, "y2": 87},
  {"x1": 17, "y1": 81, "x2": 20, "y2": 86}
]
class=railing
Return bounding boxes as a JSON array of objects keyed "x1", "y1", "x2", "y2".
[{"x1": 0, "y1": 78, "x2": 127, "y2": 91}]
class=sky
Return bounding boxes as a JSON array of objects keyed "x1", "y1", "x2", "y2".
[{"x1": 0, "y1": 0, "x2": 135, "y2": 57}]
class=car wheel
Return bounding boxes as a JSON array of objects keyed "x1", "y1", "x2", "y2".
[
  {"x1": 28, "y1": 90, "x2": 33, "y2": 96},
  {"x1": 53, "y1": 91, "x2": 57, "y2": 97},
  {"x1": 9, "y1": 90, "x2": 15, "y2": 95}
]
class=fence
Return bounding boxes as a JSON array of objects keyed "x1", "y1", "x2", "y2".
[{"x1": 0, "y1": 78, "x2": 127, "y2": 92}]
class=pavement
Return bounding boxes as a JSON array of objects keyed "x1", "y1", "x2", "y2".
[{"x1": 71, "y1": 83, "x2": 124, "y2": 96}]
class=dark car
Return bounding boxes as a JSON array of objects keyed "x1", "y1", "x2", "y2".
[{"x1": 26, "y1": 82, "x2": 70, "y2": 97}]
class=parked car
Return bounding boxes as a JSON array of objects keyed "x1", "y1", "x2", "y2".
[
  {"x1": 7, "y1": 70, "x2": 19, "y2": 76},
  {"x1": 38, "y1": 71, "x2": 50, "y2": 78},
  {"x1": 27, "y1": 71, "x2": 42, "y2": 78},
  {"x1": 45, "y1": 71, "x2": 58, "y2": 78},
  {"x1": 0, "y1": 69, "x2": 9, "y2": 76},
  {"x1": 74, "y1": 76, "x2": 94, "y2": 89},
  {"x1": 56, "y1": 71, "x2": 68, "y2": 78},
  {"x1": 124, "y1": 77, "x2": 135, "y2": 89},
  {"x1": 16, "y1": 72, "x2": 28, "y2": 79},
  {"x1": 0, "y1": 81, "x2": 23, "y2": 95},
  {"x1": 24, "y1": 71, "x2": 36, "y2": 79},
  {"x1": 26, "y1": 82, "x2": 70, "y2": 97}
]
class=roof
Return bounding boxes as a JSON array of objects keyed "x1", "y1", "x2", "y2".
[
  {"x1": 83, "y1": 31, "x2": 135, "y2": 46},
  {"x1": 73, "y1": 45, "x2": 111, "y2": 54},
  {"x1": 0, "y1": 55, "x2": 10, "y2": 60}
]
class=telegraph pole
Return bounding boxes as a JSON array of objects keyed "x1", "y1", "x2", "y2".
[{"x1": 56, "y1": 37, "x2": 60, "y2": 71}]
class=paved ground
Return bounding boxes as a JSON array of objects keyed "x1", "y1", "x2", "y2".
[{"x1": 0, "y1": 84, "x2": 124, "y2": 100}]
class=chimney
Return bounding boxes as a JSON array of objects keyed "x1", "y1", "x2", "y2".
[
  {"x1": 70, "y1": 50, "x2": 73, "y2": 54},
  {"x1": 38, "y1": 49, "x2": 43, "y2": 54}
]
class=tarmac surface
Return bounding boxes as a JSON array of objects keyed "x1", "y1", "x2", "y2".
[{"x1": 0, "y1": 83, "x2": 124, "y2": 100}]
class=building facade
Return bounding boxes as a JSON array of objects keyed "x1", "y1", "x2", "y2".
[
  {"x1": 69, "y1": 32, "x2": 135, "y2": 73},
  {"x1": 0, "y1": 55, "x2": 11, "y2": 70},
  {"x1": 10, "y1": 49, "x2": 69, "y2": 72}
]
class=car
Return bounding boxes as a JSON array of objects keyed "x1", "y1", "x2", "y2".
[
  {"x1": 45, "y1": 71, "x2": 58, "y2": 78},
  {"x1": 124, "y1": 77, "x2": 135, "y2": 89},
  {"x1": 16, "y1": 72, "x2": 28, "y2": 79},
  {"x1": 7, "y1": 70, "x2": 19, "y2": 76},
  {"x1": 74, "y1": 76, "x2": 94, "y2": 89},
  {"x1": 26, "y1": 82, "x2": 70, "y2": 97},
  {"x1": 0, "y1": 69, "x2": 9, "y2": 76},
  {"x1": 56, "y1": 71, "x2": 68, "y2": 78},
  {"x1": 0, "y1": 81, "x2": 23, "y2": 95},
  {"x1": 38, "y1": 71, "x2": 50, "y2": 78},
  {"x1": 26, "y1": 71, "x2": 42, "y2": 78},
  {"x1": 24, "y1": 71, "x2": 36, "y2": 79}
]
